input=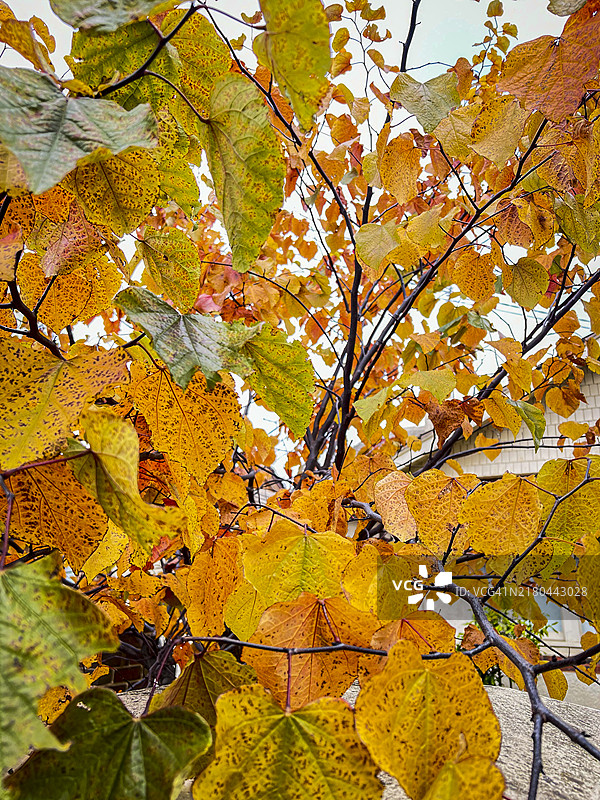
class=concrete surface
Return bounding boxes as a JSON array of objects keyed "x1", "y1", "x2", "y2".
[{"x1": 120, "y1": 683, "x2": 600, "y2": 799}]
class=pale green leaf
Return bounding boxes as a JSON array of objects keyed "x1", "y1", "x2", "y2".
[
  {"x1": 0, "y1": 553, "x2": 116, "y2": 771},
  {"x1": 200, "y1": 72, "x2": 285, "y2": 273},
  {"x1": 547, "y1": 0, "x2": 587, "y2": 14},
  {"x1": 354, "y1": 388, "x2": 389, "y2": 423},
  {"x1": 243, "y1": 325, "x2": 315, "y2": 438},
  {"x1": 116, "y1": 285, "x2": 259, "y2": 388},
  {"x1": 68, "y1": 407, "x2": 186, "y2": 552},
  {"x1": 390, "y1": 72, "x2": 459, "y2": 132},
  {"x1": 253, "y1": 0, "x2": 331, "y2": 130},
  {"x1": 554, "y1": 195, "x2": 600, "y2": 257},
  {"x1": 510, "y1": 399, "x2": 546, "y2": 450},
  {"x1": 0, "y1": 66, "x2": 157, "y2": 194},
  {"x1": 116, "y1": 286, "x2": 314, "y2": 436},
  {"x1": 50, "y1": 0, "x2": 172, "y2": 33},
  {"x1": 398, "y1": 368, "x2": 456, "y2": 402}
]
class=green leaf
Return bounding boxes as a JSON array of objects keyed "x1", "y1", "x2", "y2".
[
  {"x1": 116, "y1": 286, "x2": 260, "y2": 388},
  {"x1": 0, "y1": 67, "x2": 157, "y2": 194},
  {"x1": 5, "y1": 687, "x2": 212, "y2": 800},
  {"x1": 50, "y1": 0, "x2": 172, "y2": 33},
  {"x1": 390, "y1": 72, "x2": 460, "y2": 132},
  {"x1": 0, "y1": 553, "x2": 116, "y2": 771},
  {"x1": 68, "y1": 407, "x2": 186, "y2": 552},
  {"x1": 354, "y1": 388, "x2": 389, "y2": 423},
  {"x1": 67, "y1": 20, "x2": 182, "y2": 112},
  {"x1": 554, "y1": 195, "x2": 600, "y2": 257},
  {"x1": 116, "y1": 286, "x2": 315, "y2": 436},
  {"x1": 509, "y1": 399, "x2": 546, "y2": 450},
  {"x1": 397, "y1": 368, "x2": 456, "y2": 402},
  {"x1": 200, "y1": 72, "x2": 285, "y2": 273},
  {"x1": 253, "y1": 0, "x2": 331, "y2": 131},
  {"x1": 137, "y1": 228, "x2": 202, "y2": 311},
  {"x1": 150, "y1": 651, "x2": 256, "y2": 773},
  {"x1": 243, "y1": 325, "x2": 315, "y2": 438}
]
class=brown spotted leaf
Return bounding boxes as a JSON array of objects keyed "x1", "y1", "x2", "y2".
[
  {"x1": 129, "y1": 360, "x2": 241, "y2": 487},
  {"x1": 0, "y1": 340, "x2": 129, "y2": 470},
  {"x1": 192, "y1": 685, "x2": 381, "y2": 800},
  {"x1": 355, "y1": 640, "x2": 501, "y2": 800},
  {"x1": 246, "y1": 593, "x2": 379, "y2": 708},
  {"x1": 0, "y1": 459, "x2": 108, "y2": 572}
]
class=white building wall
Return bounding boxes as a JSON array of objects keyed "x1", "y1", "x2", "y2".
[{"x1": 396, "y1": 370, "x2": 600, "y2": 478}]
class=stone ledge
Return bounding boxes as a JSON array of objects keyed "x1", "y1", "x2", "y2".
[{"x1": 118, "y1": 684, "x2": 600, "y2": 800}]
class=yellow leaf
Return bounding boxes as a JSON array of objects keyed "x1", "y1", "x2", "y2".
[
  {"x1": 130, "y1": 360, "x2": 241, "y2": 487},
  {"x1": 37, "y1": 686, "x2": 73, "y2": 726},
  {"x1": 459, "y1": 473, "x2": 541, "y2": 556},
  {"x1": 470, "y1": 94, "x2": 529, "y2": 167},
  {"x1": 536, "y1": 457, "x2": 600, "y2": 543},
  {"x1": 505, "y1": 357, "x2": 532, "y2": 393},
  {"x1": 373, "y1": 471, "x2": 417, "y2": 540},
  {"x1": 452, "y1": 250, "x2": 495, "y2": 302},
  {"x1": 541, "y1": 668, "x2": 568, "y2": 701},
  {"x1": 246, "y1": 593, "x2": 379, "y2": 709},
  {"x1": 224, "y1": 580, "x2": 267, "y2": 640},
  {"x1": 137, "y1": 227, "x2": 202, "y2": 311},
  {"x1": 545, "y1": 384, "x2": 581, "y2": 417},
  {"x1": 398, "y1": 368, "x2": 456, "y2": 402},
  {"x1": 558, "y1": 421, "x2": 589, "y2": 440},
  {"x1": 167, "y1": 9, "x2": 231, "y2": 124},
  {"x1": 290, "y1": 477, "x2": 349, "y2": 535},
  {"x1": 474, "y1": 432, "x2": 501, "y2": 461},
  {"x1": 405, "y1": 469, "x2": 480, "y2": 557},
  {"x1": 483, "y1": 391, "x2": 522, "y2": 438},
  {"x1": 19, "y1": 251, "x2": 121, "y2": 332},
  {"x1": 81, "y1": 521, "x2": 133, "y2": 581},
  {"x1": 241, "y1": 518, "x2": 356, "y2": 605},
  {"x1": 0, "y1": 459, "x2": 108, "y2": 572},
  {"x1": 0, "y1": 340, "x2": 129, "y2": 470},
  {"x1": 423, "y1": 757, "x2": 505, "y2": 800},
  {"x1": 70, "y1": 408, "x2": 186, "y2": 553},
  {"x1": 65, "y1": 149, "x2": 159, "y2": 237},
  {"x1": 341, "y1": 542, "x2": 413, "y2": 619},
  {"x1": 192, "y1": 685, "x2": 381, "y2": 800},
  {"x1": 187, "y1": 537, "x2": 243, "y2": 637},
  {"x1": 434, "y1": 104, "x2": 478, "y2": 161},
  {"x1": 355, "y1": 640, "x2": 501, "y2": 800},
  {"x1": 504, "y1": 257, "x2": 549, "y2": 310},
  {"x1": 380, "y1": 133, "x2": 420, "y2": 205},
  {"x1": 0, "y1": 17, "x2": 54, "y2": 71}
]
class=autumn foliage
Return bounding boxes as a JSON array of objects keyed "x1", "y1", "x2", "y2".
[{"x1": 3, "y1": 0, "x2": 600, "y2": 798}]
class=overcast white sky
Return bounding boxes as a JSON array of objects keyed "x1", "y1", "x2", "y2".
[{"x1": 6, "y1": 0, "x2": 562, "y2": 76}]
